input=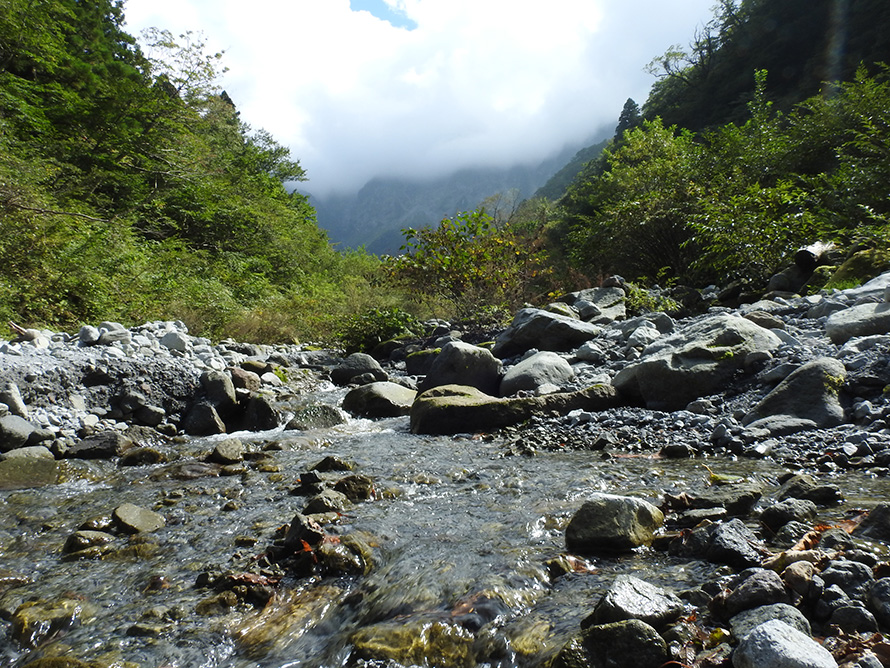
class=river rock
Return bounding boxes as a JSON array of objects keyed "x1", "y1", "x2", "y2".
[
  {"x1": 552, "y1": 619, "x2": 667, "y2": 668},
  {"x1": 1, "y1": 445, "x2": 54, "y2": 460},
  {"x1": 759, "y1": 498, "x2": 818, "y2": 533},
  {"x1": 113, "y1": 502, "x2": 166, "y2": 534},
  {"x1": 200, "y1": 370, "x2": 237, "y2": 411},
  {"x1": 160, "y1": 330, "x2": 189, "y2": 352},
  {"x1": 208, "y1": 438, "x2": 244, "y2": 465},
  {"x1": 742, "y1": 358, "x2": 846, "y2": 428},
  {"x1": 722, "y1": 570, "x2": 791, "y2": 617},
  {"x1": 826, "y1": 302, "x2": 890, "y2": 344},
  {"x1": 584, "y1": 575, "x2": 684, "y2": 630},
  {"x1": 500, "y1": 351, "x2": 575, "y2": 396},
  {"x1": 342, "y1": 382, "x2": 416, "y2": 418},
  {"x1": 0, "y1": 414, "x2": 39, "y2": 452},
  {"x1": 230, "y1": 366, "x2": 262, "y2": 392},
  {"x1": 63, "y1": 530, "x2": 117, "y2": 554},
  {"x1": 560, "y1": 286, "x2": 627, "y2": 324},
  {"x1": 330, "y1": 353, "x2": 387, "y2": 386},
  {"x1": 612, "y1": 314, "x2": 782, "y2": 411},
  {"x1": 868, "y1": 578, "x2": 890, "y2": 627},
  {"x1": 0, "y1": 456, "x2": 58, "y2": 490},
  {"x1": 284, "y1": 513, "x2": 325, "y2": 550},
  {"x1": 669, "y1": 518, "x2": 765, "y2": 569},
  {"x1": 565, "y1": 493, "x2": 664, "y2": 553},
  {"x1": 732, "y1": 619, "x2": 837, "y2": 668},
  {"x1": 820, "y1": 559, "x2": 874, "y2": 601},
  {"x1": 418, "y1": 341, "x2": 503, "y2": 395},
  {"x1": 687, "y1": 481, "x2": 764, "y2": 516},
  {"x1": 241, "y1": 394, "x2": 279, "y2": 431},
  {"x1": 65, "y1": 431, "x2": 134, "y2": 459},
  {"x1": 492, "y1": 308, "x2": 602, "y2": 358},
  {"x1": 730, "y1": 603, "x2": 812, "y2": 641},
  {"x1": 182, "y1": 401, "x2": 227, "y2": 435},
  {"x1": 350, "y1": 620, "x2": 474, "y2": 668},
  {"x1": 303, "y1": 488, "x2": 350, "y2": 515},
  {"x1": 287, "y1": 404, "x2": 347, "y2": 430},
  {"x1": 10, "y1": 596, "x2": 96, "y2": 648},
  {"x1": 0, "y1": 382, "x2": 28, "y2": 418},
  {"x1": 853, "y1": 504, "x2": 890, "y2": 543},
  {"x1": 409, "y1": 383, "x2": 620, "y2": 435},
  {"x1": 777, "y1": 474, "x2": 843, "y2": 505}
]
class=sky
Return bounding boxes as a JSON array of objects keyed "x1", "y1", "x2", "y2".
[{"x1": 123, "y1": 0, "x2": 717, "y2": 197}]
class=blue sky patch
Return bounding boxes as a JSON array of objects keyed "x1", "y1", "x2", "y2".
[{"x1": 349, "y1": 0, "x2": 418, "y2": 30}]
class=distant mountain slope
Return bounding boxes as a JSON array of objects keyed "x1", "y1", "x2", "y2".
[
  {"x1": 534, "y1": 137, "x2": 610, "y2": 201},
  {"x1": 312, "y1": 136, "x2": 606, "y2": 254}
]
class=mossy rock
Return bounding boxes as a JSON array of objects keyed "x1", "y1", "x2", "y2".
[
  {"x1": 350, "y1": 619, "x2": 475, "y2": 668},
  {"x1": 826, "y1": 248, "x2": 890, "y2": 290}
]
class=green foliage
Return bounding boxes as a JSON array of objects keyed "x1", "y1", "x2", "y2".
[
  {"x1": 339, "y1": 307, "x2": 422, "y2": 354},
  {"x1": 0, "y1": 0, "x2": 387, "y2": 342},
  {"x1": 386, "y1": 209, "x2": 553, "y2": 318}
]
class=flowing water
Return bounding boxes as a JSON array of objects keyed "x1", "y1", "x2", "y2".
[{"x1": 1, "y1": 384, "x2": 887, "y2": 667}]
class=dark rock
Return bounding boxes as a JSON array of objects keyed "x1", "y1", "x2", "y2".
[
  {"x1": 65, "y1": 431, "x2": 134, "y2": 459},
  {"x1": 333, "y1": 474, "x2": 375, "y2": 501},
  {"x1": 0, "y1": 456, "x2": 58, "y2": 490},
  {"x1": 0, "y1": 414, "x2": 38, "y2": 452},
  {"x1": 208, "y1": 438, "x2": 244, "y2": 465},
  {"x1": 230, "y1": 367, "x2": 261, "y2": 392},
  {"x1": 868, "y1": 578, "x2": 890, "y2": 627},
  {"x1": 303, "y1": 488, "x2": 350, "y2": 515},
  {"x1": 241, "y1": 395, "x2": 279, "y2": 431},
  {"x1": 723, "y1": 570, "x2": 790, "y2": 617},
  {"x1": 182, "y1": 402, "x2": 227, "y2": 436},
  {"x1": 820, "y1": 559, "x2": 874, "y2": 601},
  {"x1": 687, "y1": 481, "x2": 763, "y2": 516},
  {"x1": 583, "y1": 575, "x2": 684, "y2": 631},
  {"x1": 759, "y1": 498, "x2": 818, "y2": 533},
  {"x1": 830, "y1": 604, "x2": 878, "y2": 633},
  {"x1": 284, "y1": 513, "x2": 325, "y2": 550},
  {"x1": 777, "y1": 474, "x2": 843, "y2": 505},
  {"x1": 552, "y1": 619, "x2": 667, "y2": 668},
  {"x1": 854, "y1": 504, "x2": 890, "y2": 543},
  {"x1": 118, "y1": 446, "x2": 167, "y2": 466}
]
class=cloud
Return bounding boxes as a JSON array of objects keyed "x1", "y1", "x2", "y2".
[{"x1": 124, "y1": 0, "x2": 715, "y2": 196}]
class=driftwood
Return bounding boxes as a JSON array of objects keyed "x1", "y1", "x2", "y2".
[{"x1": 794, "y1": 241, "x2": 836, "y2": 272}]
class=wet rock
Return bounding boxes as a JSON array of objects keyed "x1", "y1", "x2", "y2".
[
  {"x1": 118, "y1": 446, "x2": 167, "y2": 466},
  {"x1": 777, "y1": 474, "x2": 843, "y2": 505},
  {"x1": 742, "y1": 358, "x2": 846, "y2": 429},
  {"x1": 65, "y1": 431, "x2": 134, "y2": 459},
  {"x1": 350, "y1": 619, "x2": 475, "y2": 668},
  {"x1": 565, "y1": 493, "x2": 664, "y2": 554},
  {"x1": 182, "y1": 402, "x2": 227, "y2": 436},
  {"x1": 200, "y1": 370, "x2": 238, "y2": 410},
  {"x1": 284, "y1": 513, "x2": 326, "y2": 550},
  {"x1": 63, "y1": 530, "x2": 117, "y2": 554},
  {"x1": 334, "y1": 474, "x2": 375, "y2": 501},
  {"x1": 342, "y1": 381, "x2": 416, "y2": 418},
  {"x1": 759, "y1": 498, "x2": 818, "y2": 533},
  {"x1": 669, "y1": 519, "x2": 766, "y2": 569},
  {"x1": 112, "y1": 502, "x2": 166, "y2": 534},
  {"x1": 853, "y1": 504, "x2": 890, "y2": 543},
  {"x1": 208, "y1": 438, "x2": 245, "y2": 465},
  {"x1": 312, "y1": 455, "x2": 355, "y2": 472},
  {"x1": 492, "y1": 308, "x2": 602, "y2": 358},
  {"x1": 500, "y1": 351, "x2": 575, "y2": 396},
  {"x1": 687, "y1": 481, "x2": 763, "y2": 516},
  {"x1": 410, "y1": 383, "x2": 620, "y2": 435},
  {"x1": 418, "y1": 341, "x2": 503, "y2": 395},
  {"x1": 830, "y1": 604, "x2": 878, "y2": 633},
  {"x1": 1, "y1": 445, "x2": 54, "y2": 460},
  {"x1": 868, "y1": 578, "x2": 890, "y2": 627},
  {"x1": 583, "y1": 575, "x2": 684, "y2": 631},
  {"x1": 722, "y1": 570, "x2": 790, "y2": 617},
  {"x1": 733, "y1": 619, "x2": 837, "y2": 668},
  {"x1": 195, "y1": 590, "x2": 239, "y2": 616},
  {"x1": 330, "y1": 353, "x2": 387, "y2": 386},
  {"x1": 287, "y1": 404, "x2": 346, "y2": 430},
  {"x1": 0, "y1": 414, "x2": 40, "y2": 452},
  {"x1": 318, "y1": 534, "x2": 374, "y2": 575},
  {"x1": 552, "y1": 619, "x2": 667, "y2": 668},
  {"x1": 730, "y1": 603, "x2": 811, "y2": 640},
  {"x1": 820, "y1": 560, "x2": 874, "y2": 601},
  {"x1": 303, "y1": 488, "x2": 350, "y2": 515},
  {"x1": 612, "y1": 314, "x2": 782, "y2": 411},
  {"x1": 241, "y1": 395, "x2": 279, "y2": 431},
  {"x1": 0, "y1": 456, "x2": 58, "y2": 490},
  {"x1": 10, "y1": 597, "x2": 96, "y2": 648}
]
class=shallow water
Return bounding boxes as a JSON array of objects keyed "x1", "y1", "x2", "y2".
[{"x1": 0, "y1": 391, "x2": 885, "y2": 668}]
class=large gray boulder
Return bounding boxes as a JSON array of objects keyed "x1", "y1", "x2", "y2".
[
  {"x1": 733, "y1": 619, "x2": 837, "y2": 668},
  {"x1": 560, "y1": 286, "x2": 627, "y2": 324},
  {"x1": 492, "y1": 308, "x2": 602, "y2": 358},
  {"x1": 330, "y1": 353, "x2": 387, "y2": 386},
  {"x1": 552, "y1": 619, "x2": 667, "y2": 668},
  {"x1": 612, "y1": 314, "x2": 782, "y2": 411},
  {"x1": 0, "y1": 414, "x2": 39, "y2": 452},
  {"x1": 499, "y1": 351, "x2": 575, "y2": 396},
  {"x1": 409, "y1": 383, "x2": 621, "y2": 435},
  {"x1": 742, "y1": 357, "x2": 845, "y2": 429},
  {"x1": 418, "y1": 341, "x2": 503, "y2": 395},
  {"x1": 826, "y1": 302, "x2": 890, "y2": 344},
  {"x1": 342, "y1": 382, "x2": 416, "y2": 418},
  {"x1": 565, "y1": 493, "x2": 664, "y2": 554}
]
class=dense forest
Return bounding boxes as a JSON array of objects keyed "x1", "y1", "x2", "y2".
[{"x1": 2, "y1": 0, "x2": 890, "y2": 347}]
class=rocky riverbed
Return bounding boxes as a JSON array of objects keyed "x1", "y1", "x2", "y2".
[{"x1": 2, "y1": 273, "x2": 890, "y2": 668}]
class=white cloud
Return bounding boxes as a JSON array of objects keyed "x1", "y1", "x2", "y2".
[{"x1": 124, "y1": 0, "x2": 715, "y2": 195}]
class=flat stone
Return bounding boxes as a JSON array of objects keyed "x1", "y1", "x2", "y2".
[
  {"x1": 584, "y1": 575, "x2": 684, "y2": 630},
  {"x1": 0, "y1": 457, "x2": 58, "y2": 490},
  {"x1": 342, "y1": 382, "x2": 416, "y2": 418},
  {"x1": 113, "y1": 502, "x2": 166, "y2": 534}
]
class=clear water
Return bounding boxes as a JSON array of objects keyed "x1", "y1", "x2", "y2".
[{"x1": 1, "y1": 389, "x2": 884, "y2": 667}]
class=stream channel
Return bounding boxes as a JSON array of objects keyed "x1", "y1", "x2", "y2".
[{"x1": 1, "y1": 383, "x2": 886, "y2": 668}]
